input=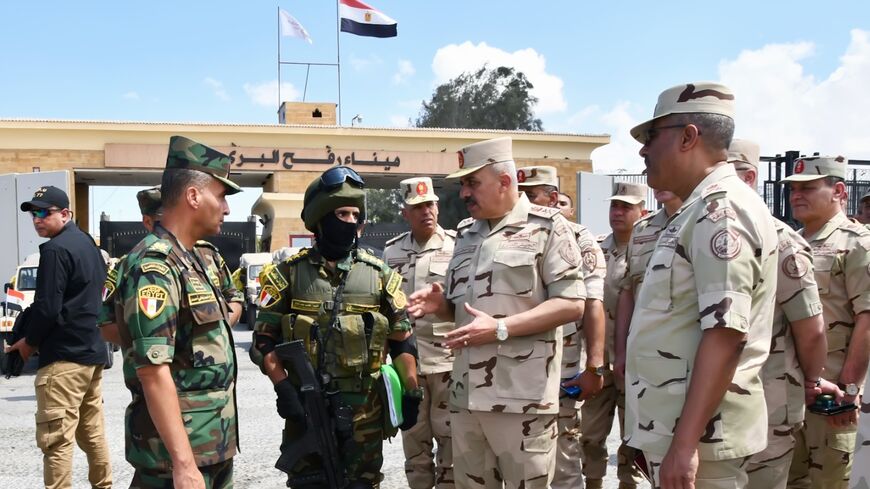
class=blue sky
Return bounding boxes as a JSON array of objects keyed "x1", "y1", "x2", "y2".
[{"x1": 2, "y1": 1, "x2": 869, "y2": 231}]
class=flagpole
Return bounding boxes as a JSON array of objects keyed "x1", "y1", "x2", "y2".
[
  {"x1": 277, "y1": 5, "x2": 282, "y2": 110},
  {"x1": 335, "y1": 0, "x2": 342, "y2": 126}
]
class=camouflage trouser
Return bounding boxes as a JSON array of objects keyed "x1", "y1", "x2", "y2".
[
  {"x1": 553, "y1": 396, "x2": 584, "y2": 489},
  {"x1": 850, "y1": 410, "x2": 870, "y2": 489},
  {"x1": 282, "y1": 387, "x2": 386, "y2": 485},
  {"x1": 746, "y1": 422, "x2": 800, "y2": 489},
  {"x1": 34, "y1": 361, "x2": 112, "y2": 489},
  {"x1": 451, "y1": 409, "x2": 557, "y2": 489},
  {"x1": 130, "y1": 459, "x2": 233, "y2": 488},
  {"x1": 788, "y1": 413, "x2": 856, "y2": 489},
  {"x1": 579, "y1": 374, "x2": 644, "y2": 486},
  {"x1": 643, "y1": 451, "x2": 748, "y2": 489},
  {"x1": 402, "y1": 371, "x2": 454, "y2": 489}
]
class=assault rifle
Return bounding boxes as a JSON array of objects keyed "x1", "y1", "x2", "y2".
[{"x1": 273, "y1": 340, "x2": 347, "y2": 489}]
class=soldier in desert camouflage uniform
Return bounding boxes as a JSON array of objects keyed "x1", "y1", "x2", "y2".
[
  {"x1": 408, "y1": 137, "x2": 587, "y2": 489},
  {"x1": 582, "y1": 181, "x2": 648, "y2": 489},
  {"x1": 252, "y1": 166, "x2": 414, "y2": 488},
  {"x1": 113, "y1": 135, "x2": 241, "y2": 488},
  {"x1": 723, "y1": 139, "x2": 828, "y2": 489},
  {"x1": 384, "y1": 176, "x2": 457, "y2": 489},
  {"x1": 782, "y1": 156, "x2": 870, "y2": 489},
  {"x1": 516, "y1": 165, "x2": 606, "y2": 489},
  {"x1": 624, "y1": 82, "x2": 779, "y2": 488},
  {"x1": 100, "y1": 186, "x2": 242, "y2": 344}
]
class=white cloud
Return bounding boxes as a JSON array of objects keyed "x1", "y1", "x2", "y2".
[
  {"x1": 389, "y1": 115, "x2": 412, "y2": 127},
  {"x1": 122, "y1": 91, "x2": 140, "y2": 101},
  {"x1": 720, "y1": 29, "x2": 870, "y2": 159},
  {"x1": 203, "y1": 77, "x2": 230, "y2": 101},
  {"x1": 431, "y1": 41, "x2": 566, "y2": 114},
  {"x1": 392, "y1": 59, "x2": 416, "y2": 85},
  {"x1": 583, "y1": 102, "x2": 644, "y2": 174},
  {"x1": 243, "y1": 80, "x2": 300, "y2": 107}
]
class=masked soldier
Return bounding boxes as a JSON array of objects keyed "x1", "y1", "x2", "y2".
[
  {"x1": 384, "y1": 177, "x2": 456, "y2": 489},
  {"x1": 113, "y1": 135, "x2": 241, "y2": 488},
  {"x1": 252, "y1": 166, "x2": 416, "y2": 489},
  {"x1": 781, "y1": 155, "x2": 870, "y2": 489},
  {"x1": 516, "y1": 164, "x2": 606, "y2": 489}
]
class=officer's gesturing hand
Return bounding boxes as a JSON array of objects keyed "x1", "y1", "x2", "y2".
[
  {"x1": 443, "y1": 303, "x2": 496, "y2": 349},
  {"x1": 408, "y1": 282, "x2": 452, "y2": 321},
  {"x1": 660, "y1": 446, "x2": 698, "y2": 489},
  {"x1": 274, "y1": 378, "x2": 306, "y2": 426}
]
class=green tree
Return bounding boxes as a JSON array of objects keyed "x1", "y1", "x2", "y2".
[
  {"x1": 365, "y1": 188, "x2": 403, "y2": 224},
  {"x1": 415, "y1": 66, "x2": 543, "y2": 228},
  {"x1": 416, "y1": 66, "x2": 543, "y2": 130}
]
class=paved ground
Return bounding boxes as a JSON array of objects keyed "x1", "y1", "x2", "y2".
[{"x1": 0, "y1": 323, "x2": 644, "y2": 488}]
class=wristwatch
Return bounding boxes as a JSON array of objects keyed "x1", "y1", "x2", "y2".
[
  {"x1": 586, "y1": 365, "x2": 607, "y2": 376},
  {"x1": 842, "y1": 382, "x2": 860, "y2": 396},
  {"x1": 406, "y1": 386, "x2": 425, "y2": 399},
  {"x1": 495, "y1": 319, "x2": 509, "y2": 341}
]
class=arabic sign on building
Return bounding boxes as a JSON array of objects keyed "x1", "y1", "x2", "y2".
[{"x1": 105, "y1": 144, "x2": 459, "y2": 174}]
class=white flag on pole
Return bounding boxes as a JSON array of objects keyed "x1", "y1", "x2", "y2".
[{"x1": 279, "y1": 8, "x2": 313, "y2": 44}]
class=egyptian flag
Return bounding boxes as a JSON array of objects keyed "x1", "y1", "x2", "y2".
[
  {"x1": 339, "y1": 0, "x2": 397, "y2": 38},
  {"x1": 4, "y1": 288, "x2": 24, "y2": 306}
]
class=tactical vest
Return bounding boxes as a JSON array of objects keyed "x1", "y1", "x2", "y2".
[{"x1": 281, "y1": 253, "x2": 389, "y2": 393}]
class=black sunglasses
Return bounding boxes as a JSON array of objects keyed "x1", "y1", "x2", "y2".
[
  {"x1": 30, "y1": 208, "x2": 60, "y2": 219},
  {"x1": 644, "y1": 124, "x2": 702, "y2": 145}
]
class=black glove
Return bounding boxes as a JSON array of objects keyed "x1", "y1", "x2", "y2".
[
  {"x1": 2, "y1": 350, "x2": 24, "y2": 379},
  {"x1": 399, "y1": 394, "x2": 421, "y2": 431},
  {"x1": 274, "y1": 379, "x2": 305, "y2": 425}
]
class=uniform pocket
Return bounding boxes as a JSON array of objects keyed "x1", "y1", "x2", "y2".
[
  {"x1": 496, "y1": 341, "x2": 550, "y2": 400},
  {"x1": 813, "y1": 255, "x2": 835, "y2": 295},
  {"x1": 828, "y1": 430, "x2": 856, "y2": 454},
  {"x1": 35, "y1": 408, "x2": 67, "y2": 451},
  {"x1": 429, "y1": 259, "x2": 448, "y2": 278},
  {"x1": 693, "y1": 476, "x2": 739, "y2": 489},
  {"x1": 191, "y1": 302, "x2": 228, "y2": 367},
  {"x1": 639, "y1": 247, "x2": 675, "y2": 311},
  {"x1": 337, "y1": 315, "x2": 368, "y2": 370},
  {"x1": 634, "y1": 356, "x2": 688, "y2": 436},
  {"x1": 364, "y1": 312, "x2": 388, "y2": 372},
  {"x1": 492, "y1": 250, "x2": 536, "y2": 296},
  {"x1": 178, "y1": 388, "x2": 231, "y2": 452}
]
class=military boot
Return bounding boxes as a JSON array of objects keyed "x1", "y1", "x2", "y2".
[{"x1": 585, "y1": 479, "x2": 603, "y2": 489}]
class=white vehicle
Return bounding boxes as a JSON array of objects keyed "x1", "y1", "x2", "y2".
[{"x1": 237, "y1": 252, "x2": 274, "y2": 329}]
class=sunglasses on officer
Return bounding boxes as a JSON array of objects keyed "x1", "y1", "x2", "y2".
[
  {"x1": 643, "y1": 124, "x2": 702, "y2": 145},
  {"x1": 29, "y1": 207, "x2": 61, "y2": 219},
  {"x1": 319, "y1": 166, "x2": 365, "y2": 191}
]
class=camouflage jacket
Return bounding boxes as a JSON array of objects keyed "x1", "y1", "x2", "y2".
[
  {"x1": 445, "y1": 194, "x2": 586, "y2": 415},
  {"x1": 600, "y1": 233, "x2": 627, "y2": 365},
  {"x1": 384, "y1": 226, "x2": 456, "y2": 375},
  {"x1": 255, "y1": 246, "x2": 411, "y2": 393},
  {"x1": 625, "y1": 164, "x2": 778, "y2": 460},
  {"x1": 800, "y1": 212, "x2": 870, "y2": 384},
  {"x1": 620, "y1": 209, "x2": 670, "y2": 297},
  {"x1": 99, "y1": 240, "x2": 241, "y2": 326},
  {"x1": 114, "y1": 224, "x2": 238, "y2": 470}
]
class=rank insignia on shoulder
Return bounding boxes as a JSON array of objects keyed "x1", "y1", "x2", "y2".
[
  {"x1": 266, "y1": 267, "x2": 288, "y2": 291},
  {"x1": 286, "y1": 248, "x2": 310, "y2": 264},
  {"x1": 138, "y1": 285, "x2": 168, "y2": 319},
  {"x1": 385, "y1": 271, "x2": 402, "y2": 297},
  {"x1": 141, "y1": 261, "x2": 170, "y2": 276},
  {"x1": 147, "y1": 241, "x2": 172, "y2": 255},
  {"x1": 392, "y1": 289, "x2": 407, "y2": 309}
]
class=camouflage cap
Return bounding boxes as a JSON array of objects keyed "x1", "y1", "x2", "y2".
[
  {"x1": 400, "y1": 177, "x2": 439, "y2": 206},
  {"x1": 447, "y1": 137, "x2": 513, "y2": 179},
  {"x1": 630, "y1": 82, "x2": 735, "y2": 144},
  {"x1": 136, "y1": 186, "x2": 162, "y2": 217},
  {"x1": 516, "y1": 166, "x2": 559, "y2": 188},
  {"x1": 727, "y1": 139, "x2": 761, "y2": 169},
  {"x1": 607, "y1": 181, "x2": 648, "y2": 205},
  {"x1": 780, "y1": 155, "x2": 848, "y2": 182},
  {"x1": 166, "y1": 135, "x2": 241, "y2": 195}
]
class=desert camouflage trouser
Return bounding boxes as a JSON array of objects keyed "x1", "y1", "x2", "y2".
[
  {"x1": 282, "y1": 387, "x2": 387, "y2": 485},
  {"x1": 788, "y1": 413, "x2": 856, "y2": 489},
  {"x1": 553, "y1": 396, "x2": 584, "y2": 489},
  {"x1": 746, "y1": 422, "x2": 800, "y2": 489},
  {"x1": 580, "y1": 373, "x2": 644, "y2": 486},
  {"x1": 643, "y1": 452, "x2": 748, "y2": 489},
  {"x1": 130, "y1": 459, "x2": 233, "y2": 488},
  {"x1": 402, "y1": 371, "x2": 454, "y2": 489},
  {"x1": 451, "y1": 409, "x2": 557, "y2": 489}
]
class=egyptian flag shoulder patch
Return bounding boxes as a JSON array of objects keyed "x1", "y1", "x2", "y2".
[
  {"x1": 138, "y1": 285, "x2": 168, "y2": 319},
  {"x1": 259, "y1": 284, "x2": 282, "y2": 308}
]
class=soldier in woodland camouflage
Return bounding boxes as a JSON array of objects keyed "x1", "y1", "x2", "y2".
[
  {"x1": 582, "y1": 181, "x2": 648, "y2": 489},
  {"x1": 724, "y1": 139, "x2": 829, "y2": 489},
  {"x1": 516, "y1": 164, "x2": 606, "y2": 489},
  {"x1": 781, "y1": 156, "x2": 870, "y2": 489},
  {"x1": 384, "y1": 177, "x2": 457, "y2": 489},
  {"x1": 251, "y1": 166, "x2": 415, "y2": 488},
  {"x1": 113, "y1": 135, "x2": 241, "y2": 488},
  {"x1": 408, "y1": 137, "x2": 587, "y2": 489},
  {"x1": 624, "y1": 82, "x2": 779, "y2": 488}
]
